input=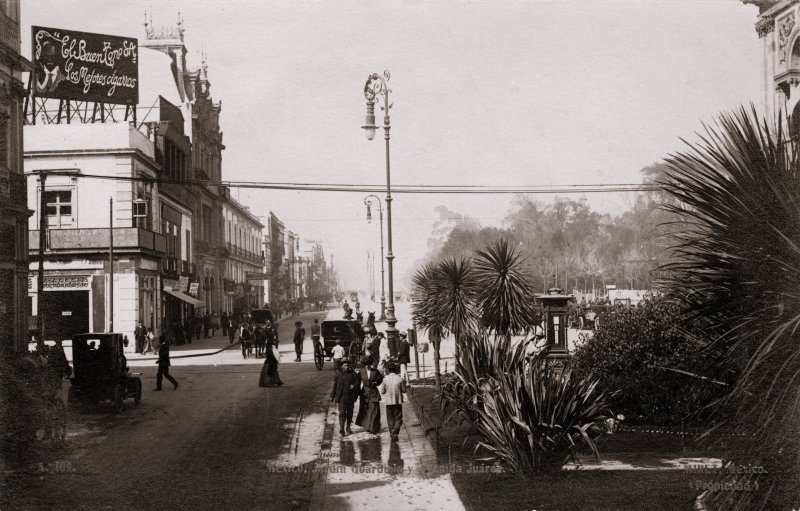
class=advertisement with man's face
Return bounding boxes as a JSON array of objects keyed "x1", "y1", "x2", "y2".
[{"x1": 32, "y1": 26, "x2": 138, "y2": 105}]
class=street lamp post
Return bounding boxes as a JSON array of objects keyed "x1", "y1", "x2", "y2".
[
  {"x1": 361, "y1": 70, "x2": 398, "y2": 354},
  {"x1": 364, "y1": 194, "x2": 386, "y2": 321}
]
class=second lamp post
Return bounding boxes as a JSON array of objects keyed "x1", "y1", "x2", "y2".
[
  {"x1": 361, "y1": 69, "x2": 398, "y2": 354},
  {"x1": 364, "y1": 194, "x2": 386, "y2": 321}
]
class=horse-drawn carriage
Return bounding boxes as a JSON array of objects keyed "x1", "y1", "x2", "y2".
[
  {"x1": 67, "y1": 333, "x2": 142, "y2": 413},
  {"x1": 316, "y1": 319, "x2": 365, "y2": 370}
]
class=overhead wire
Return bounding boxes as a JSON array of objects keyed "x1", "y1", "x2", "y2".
[{"x1": 37, "y1": 170, "x2": 659, "y2": 194}]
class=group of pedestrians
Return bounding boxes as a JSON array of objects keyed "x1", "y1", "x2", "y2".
[
  {"x1": 239, "y1": 322, "x2": 277, "y2": 359},
  {"x1": 330, "y1": 355, "x2": 407, "y2": 441}
]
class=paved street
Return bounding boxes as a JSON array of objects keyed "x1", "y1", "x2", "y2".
[{"x1": 2, "y1": 308, "x2": 465, "y2": 510}]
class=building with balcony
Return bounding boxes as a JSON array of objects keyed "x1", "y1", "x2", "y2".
[
  {"x1": 0, "y1": 0, "x2": 31, "y2": 354},
  {"x1": 267, "y1": 212, "x2": 286, "y2": 304},
  {"x1": 142, "y1": 15, "x2": 226, "y2": 316},
  {"x1": 24, "y1": 122, "x2": 167, "y2": 343},
  {"x1": 222, "y1": 194, "x2": 265, "y2": 315}
]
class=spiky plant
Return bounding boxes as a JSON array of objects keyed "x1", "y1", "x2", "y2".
[
  {"x1": 411, "y1": 258, "x2": 480, "y2": 382},
  {"x1": 660, "y1": 106, "x2": 800, "y2": 509},
  {"x1": 473, "y1": 239, "x2": 540, "y2": 338}
]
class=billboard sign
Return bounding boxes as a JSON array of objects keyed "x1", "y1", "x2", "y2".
[{"x1": 32, "y1": 26, "x2": 138, "y2": 105}]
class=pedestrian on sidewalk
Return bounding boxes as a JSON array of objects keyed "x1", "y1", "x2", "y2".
[
  {"x1": 330, "y1": 358, "x2": 360, "y2": 436},
  {"x1": 134, "y1": 320, "x2": 147, "y2": 354},
  {"x1": 211, "y1": 311, "x2": 220, "y2": 337},
  {"x1": 379, "y1": 362, "x2": 407, "y2": 442},
  {"x1": 228, "y1": 317, "x2": 238, "y2": 344},
  {"x1": 355, "y1": 355, "x2": 383, "y2": 434},
  {"x1": 154, "y1": 337, "x2": 178, "y2": 391},
  {"x1": 203, "y1": 313, "x2": 211, "y2": 338},
  {"x1": 221, "y1": 312, "x2": 229, "y2": 337},
  {"x1": 293, "y1": 321, "x2": 305, "y2": 362},
  {"x1": 142, "y1": 327, "x2": 156, "y2": 355},
  {"x1": 397, "y1": 332, "x2": 411, "y2": 383}
]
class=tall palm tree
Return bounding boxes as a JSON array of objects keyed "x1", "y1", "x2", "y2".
[
  {"x1": 411, "y1": 257, "x2": 480, "y2": 387},
  {"x1": 473, "y1": 239, "x2": 539, "y2": 339},
  {"x1": 660, "y1": 106, "x2": 800, "y2": 509}
]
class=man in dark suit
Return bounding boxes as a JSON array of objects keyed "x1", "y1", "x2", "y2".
[
  {"x1": 330, "y1": 358, "x2": 361, "y2": 436},
  {"x1": 355, "y1": 356, "x2": 383, "y2": 434},
  {"x1": 154, "y1": 338, "x2": 179, "y2": 391},
  {"x1": 134, "y1": 321, "x2": 147, "y2": 354}
]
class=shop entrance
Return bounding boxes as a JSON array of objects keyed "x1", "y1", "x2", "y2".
[{"x1": 41, "y1": 290, "x2": 90, "y2": 341}]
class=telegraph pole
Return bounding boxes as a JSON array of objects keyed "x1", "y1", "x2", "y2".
[{"x1": 109, "y1": 198, "x2": 114, "y2": 332}]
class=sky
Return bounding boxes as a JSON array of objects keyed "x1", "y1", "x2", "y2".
[{"x1": 21, "y1": 0, "x2": 764, "y2": 292}]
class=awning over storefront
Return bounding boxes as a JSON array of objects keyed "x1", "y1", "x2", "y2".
[{"x1": 163, "y1": 288, "x2": 203, "y2": 307}]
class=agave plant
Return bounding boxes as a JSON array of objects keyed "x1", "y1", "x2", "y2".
[
  {"x1": 660, "y1": 107, "x2": 800, "y2": 509},
  {"x1": 443, "y1": 335, "x2": 614, "y2": 472}
]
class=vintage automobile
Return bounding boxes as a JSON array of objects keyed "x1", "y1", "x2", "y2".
[
  {"x1": 67, "y1": 333, "x2": 142, "y2": 413},
  {"x1": 321, "y1": 319, "x2": 364, "y2": 361}
]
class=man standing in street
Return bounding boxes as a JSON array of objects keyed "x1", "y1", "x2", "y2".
[
  {"x1": 154, "y1": 337, "x2": 179, "y2": 391},
  {"x1": 379, "y1": 362, "x2": 407, "y2": 442},
  {"x1": 311, "y1": 318, "x2": 321, "y2": 357},
  {"x1": 293, "y1": 321, "x2": 305, "y2": 362},
  {"x1": 330, "y1": 358, "x2": 361, "y2": 436},
  {"x1": 134, "y1": 320, "x2": 147, "y2": 354}
]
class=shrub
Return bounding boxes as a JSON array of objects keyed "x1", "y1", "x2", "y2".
[
  {"x1": 442, "y1": 334, "x2": 615, "y2": 472},
  {"x1": 571, "y1": 294, "x2": 725, "y2": 425}
]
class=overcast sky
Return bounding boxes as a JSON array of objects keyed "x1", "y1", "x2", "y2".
[{"x1": 21, "y1": 0, "x2": 764, "y2": 292}]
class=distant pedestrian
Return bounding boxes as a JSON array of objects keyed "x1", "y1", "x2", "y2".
[
  {"x1": 203, "y1": 313, "x2": 211, "y2": 338},
  {"x1": 259, "y1": 339, "x2": 283, "y2": 387},
  {"x1": 355, "y1": 356, "x2": 383, "y2": 434},
  {"x1": 379, "y1": 362, "x2": 407, "y2": 442},
  {"x1": 330, "y1": 358, "x2": 360, "y2": 436},
  {"x1": 311, "y1": 318, "x2": 321, "y2": 352},
  {"x1": 211, "y1": 311, "x2": 220, "y2": 336},
  {"x1": 134, "y1": 321, "x2": 147, "y2": 354},
  {"x1": 221, "y1": 312, "x2": 229, "y2": 337},
  {"x1": 154, "y1": 337, "x2": 178, "y2": 391},
  {"x1": 142, "y1": 327, "x2": 156, "y2": 355},
  {"x1": 228, "y1": 317, "x2": 238, "y2": 344},
  {"x1": 332, "y1": 340, "x2": 346, "y2": 371},
  {"x1": 293, "y1": 321, "x2": 305, "y2": 362}
]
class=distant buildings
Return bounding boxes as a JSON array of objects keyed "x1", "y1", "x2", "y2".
[{"x1": 19, "y1": 15, "x2": 334, "y2": 350}]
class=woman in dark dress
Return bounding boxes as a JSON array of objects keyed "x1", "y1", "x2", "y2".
[
  {"x1": 259, "y1": 340, "x2": 283, "y2": 387},
  {"x1": 355, "y1": 355, "x2": 383, "y2": 433}
]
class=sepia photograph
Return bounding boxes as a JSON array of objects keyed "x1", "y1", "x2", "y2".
[{"x1": 1, "y1": 1, "x2": 798, "y2": 509}]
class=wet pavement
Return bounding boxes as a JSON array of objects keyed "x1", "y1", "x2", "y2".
[{"x1": 310, "y1": 397, "x2": 465, "y2": 510}]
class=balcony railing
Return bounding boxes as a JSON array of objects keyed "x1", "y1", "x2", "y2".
[{"x1": 30, "y1": 227, "x2": 168, "y2": 254}]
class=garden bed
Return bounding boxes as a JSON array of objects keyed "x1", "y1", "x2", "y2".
[{"x1": 408, "y1": 384, "x2": 708, "y2": 510}]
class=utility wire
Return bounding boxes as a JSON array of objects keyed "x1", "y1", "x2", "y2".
[{"x1": 37, "y1": 170, "x2": 660, "y2": 194}]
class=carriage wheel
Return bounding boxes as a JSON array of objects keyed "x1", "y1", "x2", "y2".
[
  {"x1": 113, "y1": 384, "x2": 124, "y2": 413},
  {"x1": 134, "y1": 378, "x2": 142, "y2": 405},
  {"x1": 314, "y1": 351, "x2": 324, "y2": 371},
  {"x1": 594, "y1": 317, "x2": 601, "y2": 329}
]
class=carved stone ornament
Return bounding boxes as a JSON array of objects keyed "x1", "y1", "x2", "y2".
[
  {"x1": 779, "y1": 13, "x2": 796, "y2": 63},
  {"x1": 755, "y1": 15, "x2": 775, "y2": 38}
]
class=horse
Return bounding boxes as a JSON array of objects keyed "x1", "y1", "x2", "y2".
[
  {"x1": 356, "y1": 311, "x2": 363, "y2": 323},
  {"x1": 366, "y1": 311, "x2": 377, "y2": 334}
]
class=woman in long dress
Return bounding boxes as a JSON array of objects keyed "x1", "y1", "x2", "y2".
[
  {"x1": 355, "y1": 355, "x2": 383, "y2": 433},
  {"x1": 259, "y1": 341, "x2": 283, "y2": 387}
]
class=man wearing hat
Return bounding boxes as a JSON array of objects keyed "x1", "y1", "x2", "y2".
[
  {"x1": 330, "y1": 358, "x2": 361, "y2": 436},
  {"x1": 293, "y1": 321, "x2": 305, "y2": 362},
  {"x1": 397, "y1": 332, "x2": 411, "y2": 384}
]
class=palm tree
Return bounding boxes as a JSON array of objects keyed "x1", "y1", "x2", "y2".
[
  {"x1": 660, "y1": 107, "x2": 800, "y2": 509},
  {"x1": 473, "y1": 239, "x2": 539, "y2": 339},
  {"x1": 411, "y1": 258, "x2": 480, "y2": 388}
]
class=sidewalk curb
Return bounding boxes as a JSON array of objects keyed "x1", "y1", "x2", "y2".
[{"x1": 309, "y1": 399, "x2": 334, "y2": 510}]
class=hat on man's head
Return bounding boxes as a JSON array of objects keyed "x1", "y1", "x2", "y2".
[{"x1": 399, "y1": 332, "x2": 408, "y2": 338}]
